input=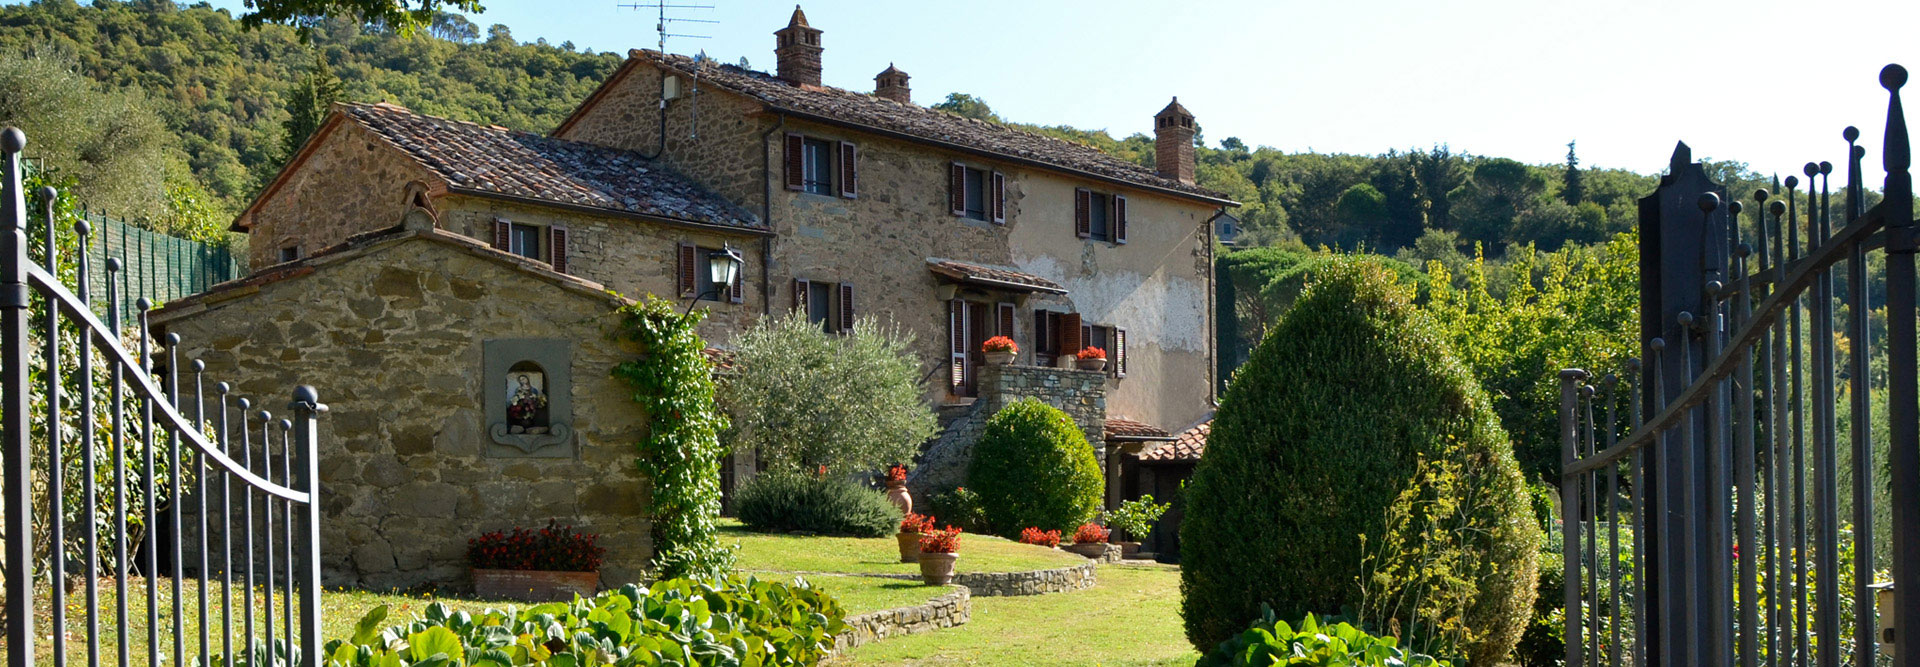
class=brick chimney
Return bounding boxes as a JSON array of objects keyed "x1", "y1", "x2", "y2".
[
  {"x1": 773, "y1": 5, "x2": 822, "y2": 87},
  {"x1": 874, "y1": 63, "x2": 910, "y2": 104},
  {"x1": 1154, "y1": 97, "x2": 1196, "y2": 184}
]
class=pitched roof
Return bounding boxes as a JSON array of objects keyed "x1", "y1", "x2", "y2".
[
  {"x1": 1105, "y1": 417, "x2": 1172, "y2": 441},
  {"x1": 1138, "y1": 419, "x2": 1209, "y2": 463},
  {"x1": 565, "y1": 51, "x2": 1234, "y2": 205},
  {"x1": 927, "y1": 258, "x2": 1067, "y2": 294}
]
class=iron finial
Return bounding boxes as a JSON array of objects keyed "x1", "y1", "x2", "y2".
[
  {"x1": 236, "y1": 397, "x2": 251, "y2": 410},
  {"x1": 1677, "y1": 311, "x2": 1696, "y2": 329},
  {"x1": 34, "y1": 185, "x2": 55, "y2": 202},
  {"x1": 1649, "y1": 337, "x2": 1667, "y2": 352},
  {"x1": 1770, "y1": 200, "x2": 1787, "y2": 217},
  {"x1": 135, "y1": 297, "x2": 151, "y2": 311},
  {"x1": 164, "y1": 332, "x2": 180, "y2": 345},
  {"x1": 277, "y1": 419, "x2": 291, "y2": 431},
  {"x1": 1854, "y1": 145, "x2": 1868, "y2": 161},
  {"x1": 1804, "y1": 162, "x2": 1820, "y2": 177},
  {"x1": 1819, "y1": 161, "x2": 1833, "y2": 175},
  {"x1": 1845, "y1": 126, "x2": 1861, "y2": 143},
  {"x1": 255, "y1": 410, "x2": 270, "y2": 421},
  {"x1": 292, "y1": 385, "x2": 320, "y2": 406},
  {"x1": 1786, "y1": 175, "x2": 1800, "y2": 189},
  {"x1": 1698, "y1": 192, "x2": 1720, "y2": 212},
  {"x1": 1601, "y1": 373, "x2": 1618, "y2": 387},
  {"x1": 73, "y1": 219, "x2": 88, "y2": 237},
  {"x1": 1753, "y1": 188, "x2": 1769, "y2": 202},
  {"x1": 1579, "y1": 385, "x2": 1595, "y2": 399},
  {"x1": 105, "y1": 258, "x2": 120, "y2": 273},
  {"x1": 1882, "y1": 63, "x2": 1907, "y2": 91},
  {"x1": 1729, "y1": 200, "x2": 1743, "y2": 215},
  {"x1": 1624, "y1": 358, "x2": 1642, "y2": 373},
  {"x1": 190, "y1": 359, "x2": 204, "y2": 372},
  {"x1": 1735, "y1": 243, "x2": 1751, "y2": 258},
  {"x1": 0, "y1": 127, "x2": 25, "y2": 154},
  {"x1": 1706, "y1": 281, "x2": 1724, "y2": 297},
  {"x1": 216, "y1": 382, "x2": 230, "y2": 394},
  {"x1": 1559, "y1": 369, "x2": 1590, "y2": 381}
]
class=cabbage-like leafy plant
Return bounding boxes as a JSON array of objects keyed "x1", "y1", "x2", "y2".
[{"x1": 1199, "y1": 606, "x2": 1451, "y2": 667}]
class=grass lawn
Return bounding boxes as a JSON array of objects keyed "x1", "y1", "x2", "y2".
[
  {"x1": 837, "y1": 564, "x2": 1199, "y2": 667},
  {"x1": 721, "y1": 519, "x2": 1085, "y2": 575}
]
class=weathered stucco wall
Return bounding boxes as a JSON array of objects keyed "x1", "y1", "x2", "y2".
[
  {"x1": 245, "y1": 121, "x2": 439, "y2": 269},
  {"x1": 155, "y1": 235, "x2": 654, "y2": 590}
]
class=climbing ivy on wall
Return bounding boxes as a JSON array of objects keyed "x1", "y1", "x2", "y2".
[{"x1": 611, "y1": 295, "x2": 734, "y2": 580}]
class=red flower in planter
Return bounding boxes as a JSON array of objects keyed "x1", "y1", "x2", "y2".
[
  {"x1": 982, "y1": 336, "x2": 1018, "y2": 354},
  {"x1": 1076, "y1": 346, "x2": 1107, "y2": 361},
  {"x1": 467, "y1": 520, "x2": 605, "y2": 572},
  {"x1": 885, "y1": 465, "x2": 909, "y2": 485},
  {"x1": 919, "y1": 525, "x2": 963, "y2": 554},
  {"x1": 1072, "y1": 523, "x2": 1110, "y2": 544},
  {"x1": 900, "y1": 512, "x2": 935, "y2": 534},
  {"x1": 1019, "y1": 527, "x2": 1062, "y2": 548}
]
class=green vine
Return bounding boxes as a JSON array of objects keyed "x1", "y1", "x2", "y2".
[{"x1": 610, "y1": 295, "x2": 734, "y2": 580}]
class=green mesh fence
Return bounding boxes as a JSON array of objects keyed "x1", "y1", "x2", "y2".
[{"x1": 83, "y1": 213, "x2": 245, "y2": 323}]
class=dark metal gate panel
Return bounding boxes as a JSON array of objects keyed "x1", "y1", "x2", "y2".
[
  {"x1": 1561, "y1": 65, "x2": 1918, "y2": 667},
  {"x1": 1, "y1": 127, "x2": 328, "y2": 667}
]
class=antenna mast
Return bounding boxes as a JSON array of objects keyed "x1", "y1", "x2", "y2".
[{"x1": 616, "y1": 1, "x2": 718, "y2": 139}]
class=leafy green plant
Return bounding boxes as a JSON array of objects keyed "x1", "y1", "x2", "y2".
[
  {"x1": 320, "y1": 576, "x2": 846, "y2": 667},
  {"x1": 1181, "y1": 259, "x2": 1538, "y2": 664},
  {"x1": 1199, "y1": 607, "x2": 1451, "y2": 667},
  {"x1": 733, "y1": 472, "x2": 902, "y2": 538},
  {"x1": 610, "y1": 296, "x2": 733, "y2": 580},
  {"x1": 921, "y1": 486, "x2": 991, "y2": 535},
  {"x1": 1107, "y1": 495, "x2": 1170, "y2": 542},
  {"x1": 966, "y1": 398, "x2": 1104, "y2": 538}
]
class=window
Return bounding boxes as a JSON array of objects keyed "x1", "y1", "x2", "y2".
[
  {"x1": 1074, "y1": 189, "x2": 1128, "y2": 243},
  {"x1": 950, "y1": 163, "x2": 1006, "y2": 223},
  {"x1": 1033, "y1": 310, "x2": 1127, "y2": 377},
  {"x1": 508, "y1": 223, "x2": 544, "y2": 261},
  {"x1": 678, "y1": 243, "x2": 743, "y2": 303},
  {"x1": 278, "y1": 245, "x2": 301, "y2": 263},
  {"x1": 793, "y1": 279, "x2": 855, "y2": 334},
  {"x1": 962, "y1": 167, "x2": 987, "y2": 220},
  {"x1": 801, "y1": 137, "x2": 834, "y2": 195},
  {"x1": 1087, "y1": 194, "x2": 1110, "y2": 241},
  {"x1": 784, "y1": 134, "x2": 858, "y2": 198}
]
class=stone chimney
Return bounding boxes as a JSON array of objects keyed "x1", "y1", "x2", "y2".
[
  {"x1": 1154, "y1": 97, "x2": 1196, "y2": 184},
  {"x1": 874, "y1": 64, "x2": 910, "y2": 104},
  {"x1": 773, "y1": 5, "x2": 822, "y2": 87}
]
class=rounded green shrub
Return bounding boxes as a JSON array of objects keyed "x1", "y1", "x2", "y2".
[
  {"x1": 966, "y1": 397, "x2": 1104, "y2": 538},
  {"x1": 733, "y1": 472, "x2": 903, "y2": 537},
  {"x1": 1180, "y1": 259, "x2": 1539, "y2": 664}
]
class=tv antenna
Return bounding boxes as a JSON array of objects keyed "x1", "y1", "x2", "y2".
[{"x1": 617, "y1": 1, "x2": 716, "y2": 56}]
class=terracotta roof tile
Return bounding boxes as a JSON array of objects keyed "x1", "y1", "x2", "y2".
[
  {"x1": 1105, "y1": 417, "x2": 1171, "y2": 440},
  {"x1": 630, "y1": 51, "x2": 1232, "y2": 203},
  {"x1": 927, "y1": 258, "x2": 1067, "y2": 294},
  {"x1": 341, "y1": 102, "x2": 762, "y2": 230},
  {"x1": 1138, "y1": 419, "x2": 1209, "y2": 463}
]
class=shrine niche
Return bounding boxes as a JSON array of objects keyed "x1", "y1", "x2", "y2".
[{"x1": 484, "y1": 338, "x2": 574, "y2": 457}]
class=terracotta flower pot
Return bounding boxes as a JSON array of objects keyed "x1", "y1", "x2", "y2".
[
  {"x1": 1116, "y1": 541, "x2": 1142, "y2": 558},
  {"x1": 1075, "y1": 357, "x2": 1107, "y2": 372},
  {"x1": 472, "y1": 568, "x2": 599, "y2": 602},
  {"x1": 984, "y1": 350, "x2": 1016, "y2": 365},
  {"x1": 896, "y1": 531, "x2": 922, "y2": 563},
  {"x1": 1064, "y1": 542, "x2": 1108, "y2": 558},
  {"x1": 918, "y1": 552, "x2": 958, "y2": 585},
  {"x1": 885, "y1": 482, "x2": 913, "y2": 516}
]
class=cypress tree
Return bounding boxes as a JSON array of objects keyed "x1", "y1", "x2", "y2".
[
  {"x1": 281, "y1": 51, "x2": 342, "y2": 161},
  {"x1": 1562, "y1": 140, "x2": 1586, "y2": 205}
]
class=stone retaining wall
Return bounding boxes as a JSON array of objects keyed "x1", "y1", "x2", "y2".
[
  {"x1": 832, "y1": 586, "x2": 971, "y2": 654},
  {"x1": 954, "y1": 561, "x2": 1097, "y2": 596}
]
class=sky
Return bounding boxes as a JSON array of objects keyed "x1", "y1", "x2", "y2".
[{"x1": 207, "y1": 0, "x2": 1920, "y2": 178}]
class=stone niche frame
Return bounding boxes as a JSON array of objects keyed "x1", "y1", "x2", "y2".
[{"x1": 484, "y1": 338, "x2": 575, "y2": 458}]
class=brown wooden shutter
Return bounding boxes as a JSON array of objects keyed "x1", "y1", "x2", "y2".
[
  {"x1": 793, "y1": 278, "x2": 810, "y2": 313},
  {"x1": 491, "y1": 218, "x2": 511, "y2": 250},
  {"x1": 839, "y1": 283, "x2": 855, "y2": 333},
  {"x1": 1062, "y1": 312, "x2": 1083, "y2": 356},
  {"x1": 991, "y1": 171, "x2": 1006, "y2": 224},
  {"x1": 996, "y1": 302, "x2": 1015, "y2": 338},
  {"x1": 839, "y1": 141, "x2": 858, "y2": 199},
  {"x1": 1033, "y1": 310, "x2": 1050, "y2": 363},
  {"x1": 1074, "y1": 189, "x2": 1091, "y2": 238},
  {"x1": 549, "y1": 226, "x2": 569, "y2": 274},
  {"x1": 1114, "y1": 194, "x2": 1129, "y2": 244},
  {"x1": 729, "y1": 261, "x2": 745, "y2": 303},
  {"x1": 784, "y1": 133, "x2": 805, "y2": 190},
  {"x1": 949, "y1": 299, "x2": 967, "y2": 389},
  {"x1": 677, "y1": 243, "x2": 698, "y2": 297},
  {"x1": 949, "y1": 162, "x2": 967, "y2": 216},
  {"x1": 1114, "y1": 328, "x2": 1127, "y2": 377}
]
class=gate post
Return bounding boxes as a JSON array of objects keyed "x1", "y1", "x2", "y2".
[
  {"x1": 1560, "y1": 369, "x2": 1588, "y2": 667},
  {"x1": 292, "y1": 386, "x2": 326, "y2": 667},
  {"x1": 1878, "y1": 65, "x2": 1920, "y2": 667},
  {"x1": 1, "y1": 127, "x2": 31, "y2": 667}
]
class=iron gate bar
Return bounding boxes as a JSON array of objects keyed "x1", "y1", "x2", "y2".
[{"x1": 1883, "y1": 63, "x2": 1920, "y2": 667}]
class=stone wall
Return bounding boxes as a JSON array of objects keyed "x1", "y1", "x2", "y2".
[
  {"x1": 831, "y1": 585, "x2": 971, "y2": 653},
  {"x1": 154, "y1": 231, "x2": 655, "y2": 590},
  {"x1": 911, "y1": 363, "x2": 1107, "y2": 492},
  {"x1": 554, "y1": 61, "x2": 769, "y2": 213},
  {"x1": 953, "y1": 561, "x2": 1096, "y2": 596},
  {"x1": 243, "y1": 121, "x2": 438, "y2": 269}
]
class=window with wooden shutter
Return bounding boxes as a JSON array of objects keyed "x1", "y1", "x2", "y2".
[
  {"x1": 950, "y1": 162, "x2": 968, "y2": 216},
  {"x1": 677, "y1": 243, "x2": 697, "y2": 297},
  {"x1": 784, "y1": 133, "x2": 805, "y2": 191},
  {"x1": 793, "y1": 278, "x2": 810, "y2": 313},
  {"x1": 1114, "y1": 328, "x2": 1127, "y2": 377},
  {"x1": 1061, "y1": 312, "x2": 1083, "y2": 356},
  {"x1": 839, "y1": 141, "x2": 858, "y2": 199},
  {"x1": 549, "y1": 226, "x2": 569, "y2": 274},
  {"x1": 1074, "y1": 189, "x2": 1091, "y2": 238},
  {"x1": 949, "y1": 299, "x2": 967, "y2": 390},
  {"x1": 839, "y1": 283, "x2": 855, "y2": 332},
  {"x1": 729, "y1": 262, "x2": 744, "y2": 303},
  {"x1": 1114, "y1": 194, "x2": 1129, "y2": 244},
  {"x1": 996, "y1": 302, "x2": 1015, "y2": 338},
  {"x1": 1034, "y1": 310, "x2": 1050, "y2": 364},
  {"x1": 492, "y1": 218, "x2": 511, "y2": 251},
  {"x1": 991, "y1": 171, "x2": 1006, "y2": 224}
]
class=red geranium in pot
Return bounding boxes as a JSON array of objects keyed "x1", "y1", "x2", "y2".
[
  {"x1": 897, "y1": 512, "x2": 935, "y2": 563},
  {"x1": 468, "y1": 520, "x2": 605, "y2": 602},
  {"x1": 1075, "y1": 346, "x2": 1108, "y2": 372},
  {"x1": 1018, "y1": 526, "x2": 1062, "y2": 548},
  {"x1": 982, "y1": 336, "x2": 1019, "y2": 365},
  {"x1": 917, "y1": 525, "x2": 963, "y2": 585},
  {"x1": 883, "y1": 464, "x2": 913, "y2": 516},
  {"x1": 1065, "y1": 522, "x2": 1110, "y2": 558}
]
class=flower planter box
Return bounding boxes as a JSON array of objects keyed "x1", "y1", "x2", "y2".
[
  {"x1": 918, "y1": 552, "x2": 958, "y2": 585},
  {"x1": 472, "y1": 568, "x2": 599, "y2": 602},
  {"x1": 1063, "y1": 542, "x2": 1108, "y2": 559},
  {"x1": 1075, "y1": 358, "x2": 1107, "y2": 372},
  {"x1": 984, "y1": 350, "x2": 1016, "y2": 365},
  {"x1": 896, "y1": 531, "x2": 922, "y2": 563}
]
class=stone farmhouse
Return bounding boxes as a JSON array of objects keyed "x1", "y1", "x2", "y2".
[{"x1": 153, "y1": 6, "x2": 1233, "y2": 587}]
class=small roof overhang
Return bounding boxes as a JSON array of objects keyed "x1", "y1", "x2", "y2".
[{"x1": 927, "y1": 258, "x2": 1067, "y2": 295}]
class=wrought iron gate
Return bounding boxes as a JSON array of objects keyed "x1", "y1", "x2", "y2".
[
  {"x1": 1560, "y1": 65, "x2": 1919, "y2": 666},
  {"x1": 1, "y1": 128, "x2": 327, "y2": 667}
]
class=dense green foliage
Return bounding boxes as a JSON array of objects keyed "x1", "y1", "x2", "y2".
[
  {"x1": 918, "y1": 485, "x2": 989, "y2": 535},
  {"x1": 1105, "y1": 495, "x2": 1169, "y2": 543},
  {"x1": 720, "y1": 312, "x2": 937, "y2": 476},
  {"x1": 611, "y1": 296, "x2": 733, "y2": 581},
  {"x1": 966, "y1": 398, "x2": 1104, "y2": 538},
  {"x1": 1198, "y1": 608, "x2": 1450, "y2": 667},
  {"x1": 323, "y1": 577, "x2": 845, "y2": 667},
  {"x1": 236, "y1": 0, "x2": 483, "y2": 38},
  {"x1": 1180, "y1": 260, "x2": 1537, "y2": 664},
  {"x1": 733, "y1": 472, "x2": 902, "y2": 538},
  {"x1": 0, "y1": 49, "x2": 174, "y2": 225}
]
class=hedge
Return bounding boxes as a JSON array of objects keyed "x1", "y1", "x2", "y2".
[{"x1": 966, "y1": 397, "x2": 1104, "y2": 538}]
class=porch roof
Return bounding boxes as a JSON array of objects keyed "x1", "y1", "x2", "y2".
[{"x1": 927, "y1": 258, "x2": 1067, "y2": 295}]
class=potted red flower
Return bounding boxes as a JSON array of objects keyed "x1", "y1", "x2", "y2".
[
  {"x1": 897, "y1": 512, "x2": 935, "y2": 563},
  {"x1": 1064, "y1": 522, "x2": 1110, "y2": 558},
  {"x1": 468, "y1": 520, "x2": 605, "y2": 602},
  {"x1": 982, "y1": 336, "x2": 1019, "y2": 365},
  {"x1": 1075, "y1": 346, "x2": 1108, "y2": 372},
  {"x1": 883, "y1": 464, "x2": 913, "y2": 516},
  {"x1": 917, "y1": 525, "x2": 963, "y2": 585},
  {"x1": 1018, "y1": 526, "x2": 1062, "y2": 549}
]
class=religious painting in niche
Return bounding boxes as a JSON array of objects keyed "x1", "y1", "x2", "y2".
[{"x1": 505, "y1": 362, "x2": 550, "y2": 432}]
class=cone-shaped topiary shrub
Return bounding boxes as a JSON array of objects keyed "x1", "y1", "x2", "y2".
[
  {"x1": 967, "y1": 397, "x2": 1105, "y2": 538},
  {"x1": 1180, "y1": 259, "x2": 1538, "y2": 665}
]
